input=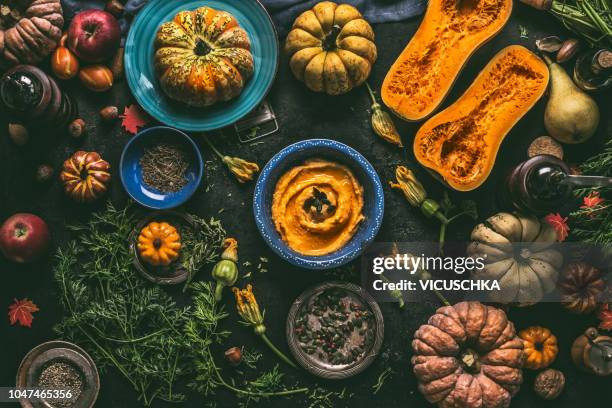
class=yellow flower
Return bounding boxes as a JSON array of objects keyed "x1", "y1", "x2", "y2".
[
  {"x1": 223, "y1": 156, "x2": 260, "y2": 183},
  {"x1": 389, "y1": 166, "x2": 427, "y2": 207},
  {"x1": 232, "y1": 284, "x2": 266, "y2": 335},
  {"x1": 371, "y1": 103, "x2": 403, "y2": 147}
]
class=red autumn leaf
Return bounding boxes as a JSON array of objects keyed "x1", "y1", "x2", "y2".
[
  {"x1": 544, "y1": 213, "x2": 569, "y2": 242},
  {"x1": 120, "y1": 104, "x2": 150, "y2": 135},
  {"x1": 598, "y1": 303, "x2": 612, "y2": 331},
  {"x1": 580, "y1": 191, "x2": 605, "y2": 209},
  {"x1": 8, "y1": 298, "x2": 39, "y2": 328}
]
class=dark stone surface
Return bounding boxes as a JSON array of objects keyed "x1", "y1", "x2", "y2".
[{"x1": 1, "y1": 3, "x2": 611, "y2": 407}]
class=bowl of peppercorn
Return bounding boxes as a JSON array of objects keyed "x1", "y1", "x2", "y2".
[
  {"x1": 120, "y1": 126, "x2": 203, "y2": 209},
  {"x1": 286, "y1": 281, "x2": 384, "y2": 379}
]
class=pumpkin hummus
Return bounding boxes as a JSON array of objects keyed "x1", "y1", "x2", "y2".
[{"x1": 272, "y1": 159, "x2": 365, "y2": 256}]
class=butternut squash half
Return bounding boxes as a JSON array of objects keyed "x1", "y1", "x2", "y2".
[
  {"x1": 381, "y1": 0, "x2": 513, "y2": 121},
  {"x1": 413, "y1": 45, "x2": 549, "y2": 191}
]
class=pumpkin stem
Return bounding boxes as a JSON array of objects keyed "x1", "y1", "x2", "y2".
[
  {"x1": 322, "y1": 24, "x2": 342, "y2": 51},
  {"x1": 153, "y1": 238, "x2": 162, "y2": 249},
  {"x1": 460, "y1": 349, "x2": 481, "y2": 373},
  {"x1": 194, "y1": 38, "x2": 213, "y2": 56},
  {"x1": 79, "y1": 169, "x2": 89, "y2": 180}
]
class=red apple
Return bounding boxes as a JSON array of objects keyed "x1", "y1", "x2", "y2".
[
  {"x1": 0, "y1": 213, "x2": 50, "y2": 263},
  {"x1": 67, "y1": 10, "x2": 121, "y2": 63}
]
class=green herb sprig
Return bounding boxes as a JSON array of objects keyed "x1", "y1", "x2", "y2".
[{"x1": 54, "y1": 203, "x2": 191, "y2": 406}]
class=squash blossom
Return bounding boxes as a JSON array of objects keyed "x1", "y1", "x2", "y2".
[
  {"x1": 390, "y1": 166, "x2": 448, "y2": 224},
  {"x1": 222, "y1": 156, "x2": 260, "y2": 183},
  {"x1": 366, "y1": 82, "x2": 402, "y2": 147},
  {"x1": 232, "y1": 284, "x2": 297, "y2": 368},
  {"x1": 202, "y1": 135, "x2": 260, "y2": 183},
  {"x1": 211, "y1": 238, "x2": 239, "y2": 302}
]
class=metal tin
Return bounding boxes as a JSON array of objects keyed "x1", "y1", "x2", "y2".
[
  {"x1": 16, "y1": 341, "x2": 99, "y2": 408},
  {"x1": 286, "y1": 281, "x2": 384, "y2": 379}
]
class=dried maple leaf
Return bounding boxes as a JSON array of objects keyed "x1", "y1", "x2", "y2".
[
  {"x1": 580, "y1": 191, "x2": 605, "y2": 209},
  {"x1": 598, "y1": 303, "x2": 612, "y2": 331},
  {"x1": 8, "y1": 298, "x2": 39, "y2": 328},
  {"x1": 120, "y1": 104, "x2": 150, "y2": 134},
  {"x1": 544, "y1": 213, "x2": 569, "y2": 242}
]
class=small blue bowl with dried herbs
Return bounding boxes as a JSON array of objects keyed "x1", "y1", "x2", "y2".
[
  {"x1": 253, "y1": 139, "x2": 384, "y2": 269},
  {"x1": 120, "y1": 126, "x2": 203, "y2": 209}
]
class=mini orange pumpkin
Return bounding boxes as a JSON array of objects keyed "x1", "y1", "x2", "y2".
[
  {"x1": 137, "y1": 222, "x2": 181, "y2": 266},
  {"x1": 519, "y1": 326, "x2": 558, "y2": 370}
]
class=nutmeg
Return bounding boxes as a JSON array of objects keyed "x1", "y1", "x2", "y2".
[
  {"x1": 527, "y1": 136, "x2": 564, "y2": 159},
  {"x1": 533, "y1": 369, "x2": 565, "y2": 400},
  {"x1": 52, "y1": 46, "x2": 80, "y2": 80},
  {"x1": 35, "y1": 164, "x2": 54, "y2": 183},
  {"x1": 224, "y1": 347, "x2": 243, "y2": 367},
  {"x1": 100, "y1": 106, "x2": 119, "y2": 122},
  {"x1": 8, "y1": 123, "x2": 29, "y2": 145},
  {"x1": 68, "y1": 119, "x2": 87, "y2": 138},
  {"x1": 79, "y1": 65, "x2": 114, "y2": 92}
]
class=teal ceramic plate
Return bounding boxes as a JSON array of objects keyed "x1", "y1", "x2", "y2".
[{"x1": 125, "y1": 0, "x2": 279, "y2": 132}]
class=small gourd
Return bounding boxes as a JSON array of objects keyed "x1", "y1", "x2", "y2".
[
  {"x1": 137, "y1": 222, "x2": 181, "y2": 266},
  {"x1": 211, "y1": 238, "x2": 239, "y2": 302},
  {"x1": 519, "y1": 326, "x2": 559, "y2": 370}
]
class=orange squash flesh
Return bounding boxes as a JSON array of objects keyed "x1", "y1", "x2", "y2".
[
  {"x1": 381, "y1": 0, "x2": 513, "y2": 122},
  {"x1": 413, "y1": 45, "x2": 549, "y2": 191}
]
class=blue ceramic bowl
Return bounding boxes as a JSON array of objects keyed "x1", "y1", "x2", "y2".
[
  {"x1": 254, "y1": 139, "x2": 384, "y2": 269},
  {"x1": 124, "y1": 0, "x2": 279, "y2": 132},
  {"x1": 120, "y1": 126, "x2": 203, "y2": 209}
]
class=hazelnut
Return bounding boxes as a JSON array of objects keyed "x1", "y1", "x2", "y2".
[
  {"x1": 8, "y1": 123, "x2": 29, "y2": 145},
  {"x1": 68, "y1": 118, "x2": 86, "y2": 138},
  {"x1": 100, "y1": 106, "x2": 119, "y2": 122},
  {"x1": 224, "y1": 347, "x2": 243, "y2": 367},
  {"x1": 105, "y1": 0, "x2": 125, "y2": 18},
  {"x1": 35, "y1": 164, "x2": 54, "y2": 183},
  {"x1": 534, "y1": 369, "x2": 565, "y2": 400}
]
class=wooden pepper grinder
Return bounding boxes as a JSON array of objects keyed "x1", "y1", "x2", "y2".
[
  {"x1": 0, "y1": 65, "x2": 77, "y2": 131},
  {"x1": 571, "y1": 327, "x2": 612, "y2": 376}
]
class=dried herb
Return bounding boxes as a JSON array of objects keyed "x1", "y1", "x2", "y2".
[
  {"x1": 37, "y1": 362, "x2": 82, "y2": 408},
  {"x1": 140, "y1": 143, "x2": 191, "y2": 193}
]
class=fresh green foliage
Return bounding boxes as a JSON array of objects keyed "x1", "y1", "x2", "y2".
[
  {"x1": 307, "y1": 387, "x2": 354, "y2": 408},
  {"x1": 372, "y1": 367, "x2": 394, "y2": 395},
  {"x1": 570, "y1": 139, "x2": 612, "y2": 245},
  {"x1": 181, "y1": 215, "x2": 226, "y2": 291},
  {"x1": 550, "y1": 0, "x2": 612, "y2": 47},
  {"x1": 186, "y1": 282, "x2": 308, "y2": 403},
  {"x1": 438, "y1": 192, "x2": 478, "y2": 251},
  {"x1": 54, "y1": 202, "x2": 192, "y2": 406}
]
